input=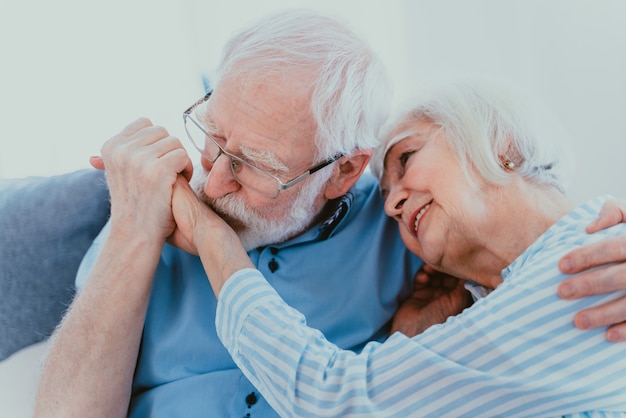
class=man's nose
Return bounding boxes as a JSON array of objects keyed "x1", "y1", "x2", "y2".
[{"x1": 203, "y1": 154, "x2": 241, "y2": 199}]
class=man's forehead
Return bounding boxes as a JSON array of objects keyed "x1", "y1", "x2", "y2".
[{"x1": 207, "y1": 75, "x2": 318, "y2": 167}]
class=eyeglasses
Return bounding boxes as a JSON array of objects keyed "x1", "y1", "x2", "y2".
[{"x1": 183, "y1": 92, "x2": 343, "y2": 199}]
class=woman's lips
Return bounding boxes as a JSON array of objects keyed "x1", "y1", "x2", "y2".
[{"x1": 411, "y1": 202, "x2": 432, "y2": 237}]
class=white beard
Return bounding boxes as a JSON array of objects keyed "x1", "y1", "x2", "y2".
[{"x1": 190, "y1": 167, "x2": 333, "y2": 250}]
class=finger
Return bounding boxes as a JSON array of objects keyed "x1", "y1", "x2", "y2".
[
  {"x1": 120, "y1": 117, "x2": 153, "y2": 136},
  {"x1": 90, "y1": 156, "x2": 105, "y2": 170},
  {"x1": 147, "y1": 135, "x2": 186, "y2": 158},
  {"x1": 559, "y1": 236, "x2": 626, "y2": 274},
  {"x1": 558, "y1": 262, "x2": 626, "y2": 298},
  {"x1": 606, "y1": 322, "x2": 626, "y2": 342},
  {"x1": 413, "y1": 266, "x2": 431, "y2": 285},
  {"x1": 100, "y1": 121, "x2": 164, "y2": 158},
  {"x1": 442, "y1": 274, "x2": 462, "y2": 289},
  {"x1": 135, "y1": 136, "x2": 192, "y2": 178},
  {"x1": 181, "y1": 159, "x2": 194, "y2": 182},
  {"x1": 573, "y1": 295, "x2": 626, "y2": 332},
  {"x1": 132, "y1": 125, "x2": 173, "y2": 147},
  {"x1": 586, "y1": 199, "x2": 626, "y2": 234},
  {"x1": 160, "y1": 148, "x2": 194, "y2": 180},
  {"x1": 423, "y1": 264, "x2": 437, "y2": 274}
]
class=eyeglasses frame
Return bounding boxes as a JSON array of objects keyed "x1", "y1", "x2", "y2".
[{"x1": 183, "y1": 92, "x2": 343, "y2": 199}]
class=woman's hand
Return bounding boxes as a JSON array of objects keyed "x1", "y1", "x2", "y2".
[
  {"x1": 391, "y1": 265, "x2": 472, "y2": 337},
  {"x1": 558, "y1": 199, "x2": 626, "y2": 342},
  {"x1": 168, "y1": 176, "x2": 213, "y2": 255},
  {"x1": 169, "y1": 176, "x2": 254, "y2": 296},
  {"x1": 91, "y1": 118, "x2": 193, "y2": 244}
]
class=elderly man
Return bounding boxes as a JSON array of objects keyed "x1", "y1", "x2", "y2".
[
  {"x1": 36, "y1": 10, "x2": 422, "y2": 417},
  {"x1": 35, "y1": 9, "x2": 626, "y2": 418}
]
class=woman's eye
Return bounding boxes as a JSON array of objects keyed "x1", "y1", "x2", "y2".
[{"x1": 399, "y1": 150, "x2": 415, "y2": 168}]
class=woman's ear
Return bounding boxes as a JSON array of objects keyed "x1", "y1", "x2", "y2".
[{"x1": 323, "y1": 149, "x2": 373, "y2": 200}]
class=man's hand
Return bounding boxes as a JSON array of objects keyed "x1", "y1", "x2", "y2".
[
  {"x1": 391, "y1": 265, "x2": 472, "y2": 337},
  {"x1": 35, "y1": 120, "x2": 194, "y2": 418},
  {"x1": 91, "y1": 118, "x2": 193, "y2": 243},
  {"x1": 558, "y1": 199, "x2": 626, "y2": 342}
]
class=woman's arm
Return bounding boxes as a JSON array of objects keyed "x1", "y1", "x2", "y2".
[
  {"x1": 169, "y1": 176, "x2": 254, "y2": 296},
  {"x1": 558, "y1": 199, "x2": 626, "y2": 341},
  {"x1": 215, "y1": 267, "x2": 626, "y2": 417}
]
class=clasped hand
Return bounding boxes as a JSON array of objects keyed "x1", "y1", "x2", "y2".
[{"x1": 91, "y1": 118, "x2": 231, "y2": 255}]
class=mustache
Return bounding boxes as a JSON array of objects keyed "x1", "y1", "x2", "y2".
[{"x1": 190, "y1": 174, "x2": 247, "y2": 230}]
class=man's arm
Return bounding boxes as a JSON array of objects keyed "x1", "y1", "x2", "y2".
[
  {"x1": 558, "y1": 199, "x2": 626, "y2": 342},
  {"x1": 35, "y1": 119, "x2": 193, "y2": 417},
  {"x1": 35, "y1": 228, "x2": 163, "y2": 417}
]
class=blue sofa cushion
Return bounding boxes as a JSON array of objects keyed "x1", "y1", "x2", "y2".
[{"x1": 0, "y1": 169, "x2": 110, "y2": 360}]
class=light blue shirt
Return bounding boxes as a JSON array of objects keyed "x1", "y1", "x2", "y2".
[
  {"x1": 216, "y1": 196, "x2": 626, "y2": 417},
  {"x1": 76, "y1": 173, "x2": 423, "y2": 417}
]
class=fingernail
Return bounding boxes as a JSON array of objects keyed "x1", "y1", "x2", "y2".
[
  {"x1": 559, "y1": 283, "x2": 574, "y2": 298},
  {"x1": 607, "y1": 329, "x2": 620, "y2": 342},
  {"x1": 576, "y1": 314, "x2": 591, "y2": 330},
  {"x1": 560, "y1": 258, "x2": 573, "y2": 273}
]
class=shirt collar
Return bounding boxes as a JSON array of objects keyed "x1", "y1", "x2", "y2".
[{"x1": 316, "y1": 191, "x2": 354, "y2": 241}]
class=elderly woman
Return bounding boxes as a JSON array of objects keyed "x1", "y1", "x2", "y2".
[{"x1": 171, "y1": 82, "x2": 626, "y2": 417}]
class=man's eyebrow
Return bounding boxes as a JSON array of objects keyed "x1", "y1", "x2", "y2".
[
  {"x1": 240, "y1": 145, "x2": 289, "y2": 173},
  {"x1": 203, "y1": 117, "x2": 223, "y2": 136},
  {"x1": 202, "y1": 116, "x2": 288, "y2": 173}
]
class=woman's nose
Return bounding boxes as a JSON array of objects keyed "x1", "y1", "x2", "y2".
[
  {"x1": 203, "y1": 154, "x2": 241, "y2": 199},
  {"x1": 383, "y1": 187, "x2": 407, "y2": 220}
]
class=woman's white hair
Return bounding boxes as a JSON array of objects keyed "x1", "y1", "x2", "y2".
[
  {"x1": 213, "y1": 9, "x2": 392, "y2": 160},
  {"x1": 372, "y1": 80, "x2": 571, "y2": 193}
]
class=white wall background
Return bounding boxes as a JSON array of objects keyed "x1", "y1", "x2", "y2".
[
  {"x1": 1, "y1": 1, "x2": 625, "y2": 416},
  {"x1": 1, "y1": 1, "x2": 625, "y2": 202}
]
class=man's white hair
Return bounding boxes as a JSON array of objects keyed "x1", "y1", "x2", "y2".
[{"x1": 214, "y1": 9, "x2": 393, "y2": 160}]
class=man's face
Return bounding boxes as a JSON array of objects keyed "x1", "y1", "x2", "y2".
[{"x1": 190, "y1": 74, "x2": 332, "y2": 250}]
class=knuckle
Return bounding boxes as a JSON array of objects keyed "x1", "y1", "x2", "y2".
[
  {"x1": 617, "y1": 238, "x2": 626, "y2": 259},
  {"x1": 150, "y1": 125, "x2": 169, "y2": 137},
  {"x1": 595, "y1": 297, "x2": 626, "y2": 326},
  {"x1": 576, "y1": 250, "x2": 595, "y2": 270},
  {"x1": 100, "y1": 140, "x2": 117, "y2": 159},
  {"x1": 618, "y1": 200, "x2": 626, "y2": 216},
  {"x1": 135, "y1": 117, "x2": 152, "y2": 127},
  {"x1": 579, "y1": 275, "x2": 598, "y2": 294}
]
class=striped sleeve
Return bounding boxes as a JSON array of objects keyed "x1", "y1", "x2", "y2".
[{"x1": 216, "y1": 203, "x2": 626, "y2": 417}]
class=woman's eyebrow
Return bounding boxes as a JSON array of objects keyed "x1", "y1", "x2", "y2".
[{"x1": 240, "y1": 145, "x2": 289, "y2": 173}]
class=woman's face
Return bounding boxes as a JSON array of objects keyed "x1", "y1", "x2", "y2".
[{"x1": 380, "y1": 118, "x2": 493, "y2": 274}]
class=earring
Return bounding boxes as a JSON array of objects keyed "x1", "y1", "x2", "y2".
[{"x1": 503, "y1": 160, "x2": 516, "y2": 170}]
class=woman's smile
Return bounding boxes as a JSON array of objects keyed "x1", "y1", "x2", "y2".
[{"x1": 410, "y1": 201, "x2": 433, "y2": 238}]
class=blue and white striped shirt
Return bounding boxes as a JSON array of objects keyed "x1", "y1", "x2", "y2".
[
  {"x1": 216, "y1": 196, "x2": 626, "y2": 417},
  {"x1": 77, "y1": 173, "x2": 423, "y2": 417}
]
